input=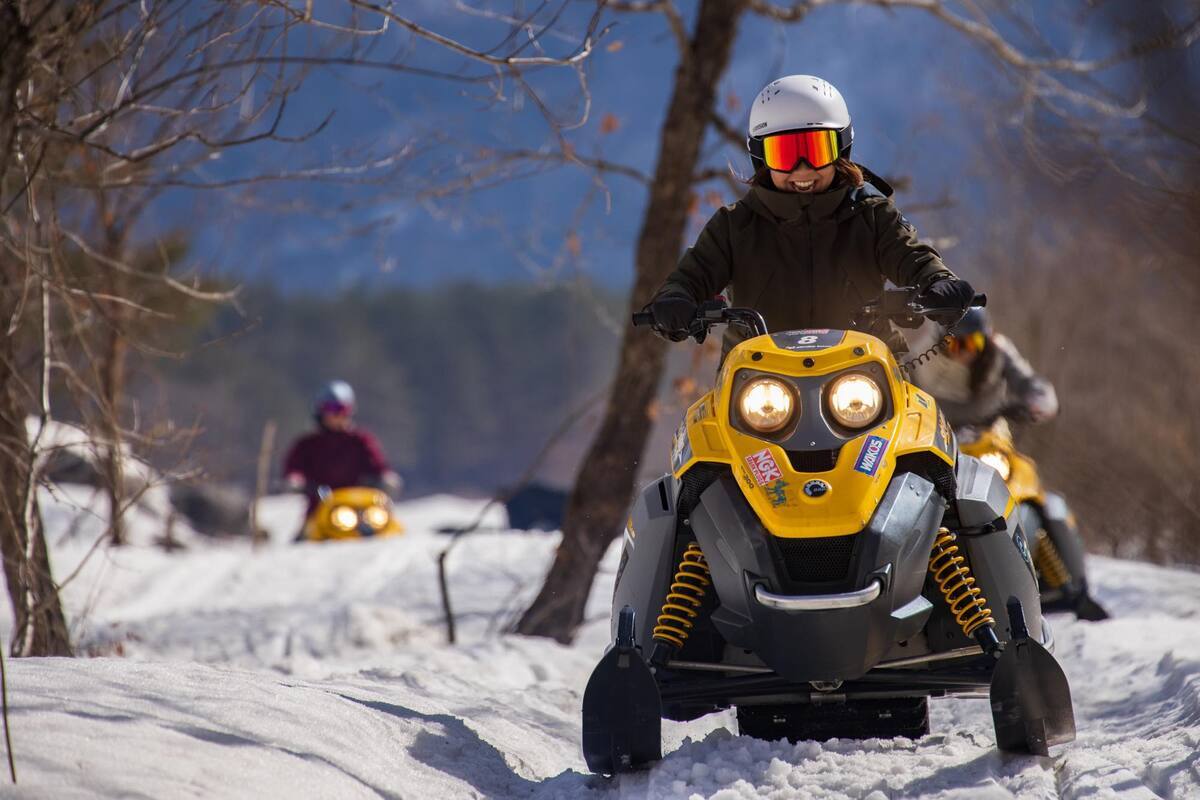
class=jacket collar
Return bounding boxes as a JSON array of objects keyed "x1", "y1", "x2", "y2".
[{"x1": 744, "y1": 164, "x2": 894, "y2": 223}]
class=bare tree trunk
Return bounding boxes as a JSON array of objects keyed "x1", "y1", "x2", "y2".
[
  {"x1": 100, "y1": 318, "x2": 129, "y2": 547},
  {"x1": 515, "y1": 0, "x2": 748, "y2": 642},
  {"x1": 251, "y1": 419, "x2": 277, "y2": 548},
  {"x1": 0, "y1": 0, "x2": 70, "y2": 657},
  {"x1": 0, "y1": 283, "x2": 72, "y2": 658},
  {"x1": 0, "y1": 1, "x2": 30, "y2": 192}
]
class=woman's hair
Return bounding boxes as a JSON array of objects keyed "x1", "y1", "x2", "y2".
[
  {"x1": 834, "y1": 158, "x2": 864, "y2": 187},
  {"x1": 745, "y1": 157, "x2": 865, "y2": 187},
  {"x1": 969, "y1": 339, "x2": 1000, "y2": 395}
]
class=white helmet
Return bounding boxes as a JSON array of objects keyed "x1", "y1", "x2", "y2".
[
  {"x1": 314, "y1": 380, "x2": 356, "y2": 416},
  {"x1": 747, "y1": 75, "x2": 853, "y2": 170}
]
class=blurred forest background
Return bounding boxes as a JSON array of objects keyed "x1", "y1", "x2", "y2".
[
  {"x1": 3, "y1": 0, "x2": 1198, "y2": 654},
  {"x1": 133, "y1": 1, "x2": 1199, "y2": 564}
]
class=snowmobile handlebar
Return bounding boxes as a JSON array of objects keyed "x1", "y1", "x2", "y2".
[
  {"x1": 856, "y1": 288, "x2": 986, "y2": 329},
  {"x1": 632, "y1": 300, "x2": 766, "y2": 344},
  {"x1": 634, "y1": 287, "x2": 984, "y2": 343}
]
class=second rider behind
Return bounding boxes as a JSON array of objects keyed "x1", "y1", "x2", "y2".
[
  {"x1": 649, "y1": 75, "x2": 976, "y2": 350},
  {"x1": 908, "y1": 307, "x2": 1058, "y2": 428}
]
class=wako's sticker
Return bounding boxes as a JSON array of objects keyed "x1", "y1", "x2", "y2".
[
  {"x1": 746, "y1": 448, "x2": 784, "y2": 486},
  {"x1": 765, "y1": 478, "x2": 790, "y2": 507},
  {"x1": 853, "y1": 435, "x2": 887, "y2": 476},
  {"x1": 671, "y1": 423, "x2": 693, "y2": 473}
]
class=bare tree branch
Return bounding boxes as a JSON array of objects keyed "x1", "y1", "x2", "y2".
[
  {"x1": 608, "y1": 0, "x2": 689, "y2": 53},
  {"x1": 749, "y1": 0, "x2": 1200, "y2": 75},
  {"x1": 342, "y1": 0, "x2": 612, "y2": 67}
]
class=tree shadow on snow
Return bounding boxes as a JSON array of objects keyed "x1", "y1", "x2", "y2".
[{"x1": 336, "y1": 693, "x2": 596, "y2": 798}]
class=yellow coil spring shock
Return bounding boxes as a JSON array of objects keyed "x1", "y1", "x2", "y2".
[
  {"x1": 652, "y1": 542, "x2": 711, "y2": 649},
  {"x1": 929, "y1": 528, "x2": 996, "y2": 639},
  {"x1": 1033, "y1": 529, "x2": 1071, "y2": 590}
]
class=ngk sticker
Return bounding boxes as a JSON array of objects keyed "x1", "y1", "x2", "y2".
[{"x1": 745, "y1": 448, "x2": 784, "y2": 486}]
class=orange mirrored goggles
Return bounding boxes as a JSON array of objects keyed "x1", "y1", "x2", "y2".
[
  {"x1": 760, "y1": 129, "x2": 841, "y2": 172},
  {"x1": 946, "y1": 331, "x2": 987, "y2": 356}
]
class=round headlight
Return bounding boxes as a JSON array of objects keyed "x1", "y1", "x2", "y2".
[
  {"x1": 329, "y1": 505, "x2": 358, "y2": 531},
  {"x1": 827, "y1": 374, "x2": 884, "y2": 429},
  {"x1": 979, "y1": 451, "x2": 1012, "y2": 482},
  {"x1": 738, "y1": 377, "x2": 796, "y2": 434},
  {"x1": 362, "y1": 505, "x2": 390, "y2": 529}
]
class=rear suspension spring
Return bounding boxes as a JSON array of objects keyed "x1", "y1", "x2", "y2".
[
  {"x1": 929, "y1": 527, "x2": 995, "y2": 640},
  {"x1": 1033, "y1": 529, "x2": 1071, "y2": 589},
  {"x1": 652, "y1": 542, "x2": 711, "y2": 649}
]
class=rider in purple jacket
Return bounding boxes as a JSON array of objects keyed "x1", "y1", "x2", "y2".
[{"x1": 283, "y1": 381, "x2": 402, "y2": 517}]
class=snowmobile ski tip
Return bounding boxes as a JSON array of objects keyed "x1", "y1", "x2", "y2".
[
  {"x1": 581, "y1": 606, "x2": 662, "y2": 774},
  {"x1": 989, "y1": 597, "x2": 1076, "y2": 756}
]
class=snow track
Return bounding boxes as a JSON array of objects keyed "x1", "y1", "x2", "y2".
[{"x1": 3, "y1": 491, "x2": 1198, "y2": 799}]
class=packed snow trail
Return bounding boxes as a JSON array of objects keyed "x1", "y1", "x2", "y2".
[{"x1": 2, "y1": 490, "x2": 1198, "y2": 799}]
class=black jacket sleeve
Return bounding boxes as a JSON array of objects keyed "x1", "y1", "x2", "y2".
[
  {"x1": 654, "y1": 207, "x2": 734, "y2": 302},
  {"x1": 871, "y1": 200, "x2": 954, "y2": 290}
]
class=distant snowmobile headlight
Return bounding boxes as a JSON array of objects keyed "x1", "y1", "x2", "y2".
[
  {"x1": 979, "y1": 451, "x2": 1012, "y2": 482},
  {"x1": 738, "y1": 377, "x2": 796, "y2": 434},
  {"x1": 330, "y1": 505, "x2": 358, "y2": 531},
  {"x1": 362, "y1": 505, "x2": 390, "y2": 529},
  {"x1": 827, "y1": 373, "x2": 883, "y2": 429}
]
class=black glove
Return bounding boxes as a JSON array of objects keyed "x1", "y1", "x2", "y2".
[
  {"x1": 649, "y1": 294, "x2": 697, "y2": 340},
  {"x1": 917, "y1": 277, "x2": 975, "y2": 327}
]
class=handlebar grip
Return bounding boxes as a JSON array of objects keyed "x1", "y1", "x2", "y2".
[
  {"x1": 971, "y1": 293, "x2": 987, "y2": 308},
  {"x1": 631, "y1": 311, "x2": 655, "y2": 327}
]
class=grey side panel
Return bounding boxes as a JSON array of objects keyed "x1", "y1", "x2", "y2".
[
  {"x1": 953, "y1": 456, "x2": 1043, "y2": 644},
  {"x1": 611, "y1": 476, "x2": 679, "y2": 653},
  {"x1": 1013, "y1": 503, "x2": 1042, "y2": 584},
  {"x1": 961, "y1": 527, "x2": 1043, "y2": 644},
  {"x1": 855, "y1": 473, "x2": 944, "y2": 641},
  {"x1": 689, "y1": 472, "x2": 944, "y2": 682},
  {"x1": 955, "y1": 455, "x2": 1012, "y2": 528}
]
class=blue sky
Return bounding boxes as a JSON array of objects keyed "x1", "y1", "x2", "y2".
[{"x1": 155, "y1": 1, "x2": 1178, "y2": 293}]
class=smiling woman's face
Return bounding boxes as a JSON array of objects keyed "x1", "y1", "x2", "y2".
[{"x1": 769, "y1": 162, "x2": 836, "y2": 194}]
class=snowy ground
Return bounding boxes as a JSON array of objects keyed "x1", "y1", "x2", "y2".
[{"x1": 2, "y1": 489, "x2": 1198, "y2": 799}]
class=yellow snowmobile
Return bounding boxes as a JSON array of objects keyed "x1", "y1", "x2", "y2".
[
  {"x1": 303, "y1": 486, "x2": 405, "y2": 542},
  {"x1": 582, "y1": 291, "x2": 1076, "y2": 774},
  {"x1": 959, "y1": 420, "x2": 1108, "y2": 620}
]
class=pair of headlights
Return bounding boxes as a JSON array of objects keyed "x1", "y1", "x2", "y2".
[
  {"x1": 737, "y1": 373, "x2": 885, "y2": 435},
  {"x1": 329, "y1": 504, "x2": 390, "y2": 531}
]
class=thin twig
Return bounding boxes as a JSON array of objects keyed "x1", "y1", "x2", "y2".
[{"x1": 0, "y1": 647, "x2": 14, "y2": 783}]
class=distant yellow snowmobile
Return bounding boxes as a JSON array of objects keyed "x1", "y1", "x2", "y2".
[
  {"x1": 959, "y1": 420, "x2": 1107, "y2": 620},
  {"x1": 303, "y1": 486, "x2": 405, "y2": 542}
]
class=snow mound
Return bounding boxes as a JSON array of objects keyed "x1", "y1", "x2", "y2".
[{"x1": 3, "y1": 494, "x2": 1199, "y2": 799}]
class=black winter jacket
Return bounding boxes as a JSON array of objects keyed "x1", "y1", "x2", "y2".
[{"x1": 655, "y1": 168, "x2": 955, "y2": 352}]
